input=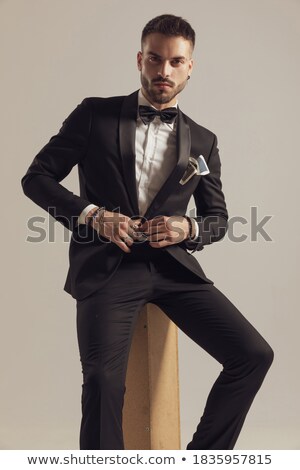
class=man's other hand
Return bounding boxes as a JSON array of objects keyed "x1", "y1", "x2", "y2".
[
  {"x1": 90, "y1": 210, "x2": 143, "y2": 253},
  {"x1": 138, "y1": 216, "x2": 190, "y2": 248}
]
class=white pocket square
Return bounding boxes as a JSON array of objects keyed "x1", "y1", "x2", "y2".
[
  {"x1": 197, "y1": 154, "x2": 210, "y2": 175},
  {"x1": 179, "y1": 155, "x2": 210, "y2": 185}
]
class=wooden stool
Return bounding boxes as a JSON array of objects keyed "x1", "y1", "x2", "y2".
[{"x1": 123, "y1": 303, "x2": 181, "y2": 450}]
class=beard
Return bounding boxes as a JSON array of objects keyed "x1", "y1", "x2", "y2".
[{"x1": 140, "y1": 74, "x2": 188, "y2": 106}]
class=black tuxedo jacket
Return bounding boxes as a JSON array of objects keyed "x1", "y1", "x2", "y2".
[{"x1": 21, "y1": 90, "x2": 228, "y2": 300}]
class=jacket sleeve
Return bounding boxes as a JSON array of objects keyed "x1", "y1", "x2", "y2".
[
  {"x1": 183, "y1": 134, "x2": 228, "y2": 252},
  {"x1": 21, "y1": 98, "x2": 93, "y2": 232}
]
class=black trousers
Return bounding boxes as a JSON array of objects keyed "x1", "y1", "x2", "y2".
[{"x1": 76, "y1": 246, "x2": 273, "y2": 450}]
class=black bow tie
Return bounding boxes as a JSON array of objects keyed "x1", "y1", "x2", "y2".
[{"x1": 139, "y1": 105, "x2": 178, "y2": 125}]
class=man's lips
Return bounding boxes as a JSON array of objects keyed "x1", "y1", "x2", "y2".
[{"x1": 154, "y1": 82, "x2": 172, "y2": 88}]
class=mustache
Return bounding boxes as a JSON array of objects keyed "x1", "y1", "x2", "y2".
[{"x1": 152, "y1": 78, "x2": 174, "y2": 86}]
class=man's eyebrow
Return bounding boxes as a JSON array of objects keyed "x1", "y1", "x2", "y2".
[
  {"x1": 147, "y1": 51, "x2": 161, "y2": 57},
  {"x1": 147, "y1": 51, "x2": 187, "y2": 60}
]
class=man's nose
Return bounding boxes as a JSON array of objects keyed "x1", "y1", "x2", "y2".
[{"x1": 158, "y1": 60, "x2": 172, "y2": 78}]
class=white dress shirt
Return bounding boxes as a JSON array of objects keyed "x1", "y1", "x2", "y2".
[
  {"x1": 135, "y1": 89, "x2": 177, "y2": 216},
  {"x1": 78, "y1": 89, "x2": 198, "y2": 240}
]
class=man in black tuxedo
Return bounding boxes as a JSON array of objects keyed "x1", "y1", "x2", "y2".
[{"x1": 21, "y1": 14, "x2": 273, "y2": 450}]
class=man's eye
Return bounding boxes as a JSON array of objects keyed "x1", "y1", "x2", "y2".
[
  {"x1": 171, "y1": 59, "x2": 184, "y2": 66},
  {"x1": 148, "y1": 56, "x2": 160, "y2": 63}
]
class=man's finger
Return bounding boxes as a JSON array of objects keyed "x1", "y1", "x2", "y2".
[
  {"x1": 116, "y1": 238, "x2": 132, "y2": 253},
  {"x1": 141, "y1": 221, "x2": 168, "y2": 235},
  {"x1": 147, "y1": 232, "x2": 168, "y2": 242},
  {"x1": 139, "y1": 216, "x2": 165, "y2": 231},
  {"x1": 120, "y1": 234, "x2": 134, "y2": 246},
  {"x1": 149, "y1": 239, "x2": 170, "y2": 248}
]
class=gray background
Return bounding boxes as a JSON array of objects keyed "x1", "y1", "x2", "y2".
[{"x1": 1, "y1": 0, "x2": 299, "y2": 449}]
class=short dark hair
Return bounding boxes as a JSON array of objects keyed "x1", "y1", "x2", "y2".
[{"x1": 141, "y1": 14, "x2": 195, "y2": 49}]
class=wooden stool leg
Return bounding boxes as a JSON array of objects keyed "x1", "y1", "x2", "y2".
[{"x1": 123, "y1": 303, "x2": 181, "y2": 450}]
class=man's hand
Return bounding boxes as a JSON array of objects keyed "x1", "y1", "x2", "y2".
[
  {"x1": 138, "y1": 216, "x2": 190, "y2": 248},
  {"x1": 87, "y1": 209, "x2": 143, "y2": 253}
]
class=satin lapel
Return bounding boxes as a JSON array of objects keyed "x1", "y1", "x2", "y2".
[
  {"x1": 143, "y1": 109, "x2": 191, "y2": 220},
  {"x1": 119, "y1": 90, "x2": 140, "y2": 216}
]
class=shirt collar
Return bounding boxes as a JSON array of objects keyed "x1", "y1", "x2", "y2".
[{"x1": 137, "y1": 89, "x2": 178, "y2": 130}]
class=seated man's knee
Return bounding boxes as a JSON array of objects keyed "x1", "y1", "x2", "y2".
[
  {"x1": 84, "y1": 364, "x2": 125, "y2": 395},
  {"x1": 247, "y1": 340, "x2": 274, "y2": 376}
]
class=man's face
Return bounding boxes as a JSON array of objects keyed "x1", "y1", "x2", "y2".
[{"x1": 137, "y1": 33, "x2": 194, "y2": 109}]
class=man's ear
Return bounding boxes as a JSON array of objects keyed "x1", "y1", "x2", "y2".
[
  {"x1": 137, "y1": 51, "x2": 142, "y2": 71},
  {"x1": 188, "y1": 58, "x2": 194, "y2": 77}
]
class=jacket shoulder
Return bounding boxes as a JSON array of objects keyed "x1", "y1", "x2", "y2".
[
  {"x1": 83, "y1": 95, "x2": 126, "y2": 104},
  {"x1": 81, "y1": 95, "x2": 126, "y2": 112}
]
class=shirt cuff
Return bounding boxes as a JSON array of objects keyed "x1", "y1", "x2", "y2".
[
  {"x1": 77, "y1": 204, "x2": 99, "y2": 225},
  {"x1": 190, "y1": 218, "x2": 199, "y2": 240}
]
